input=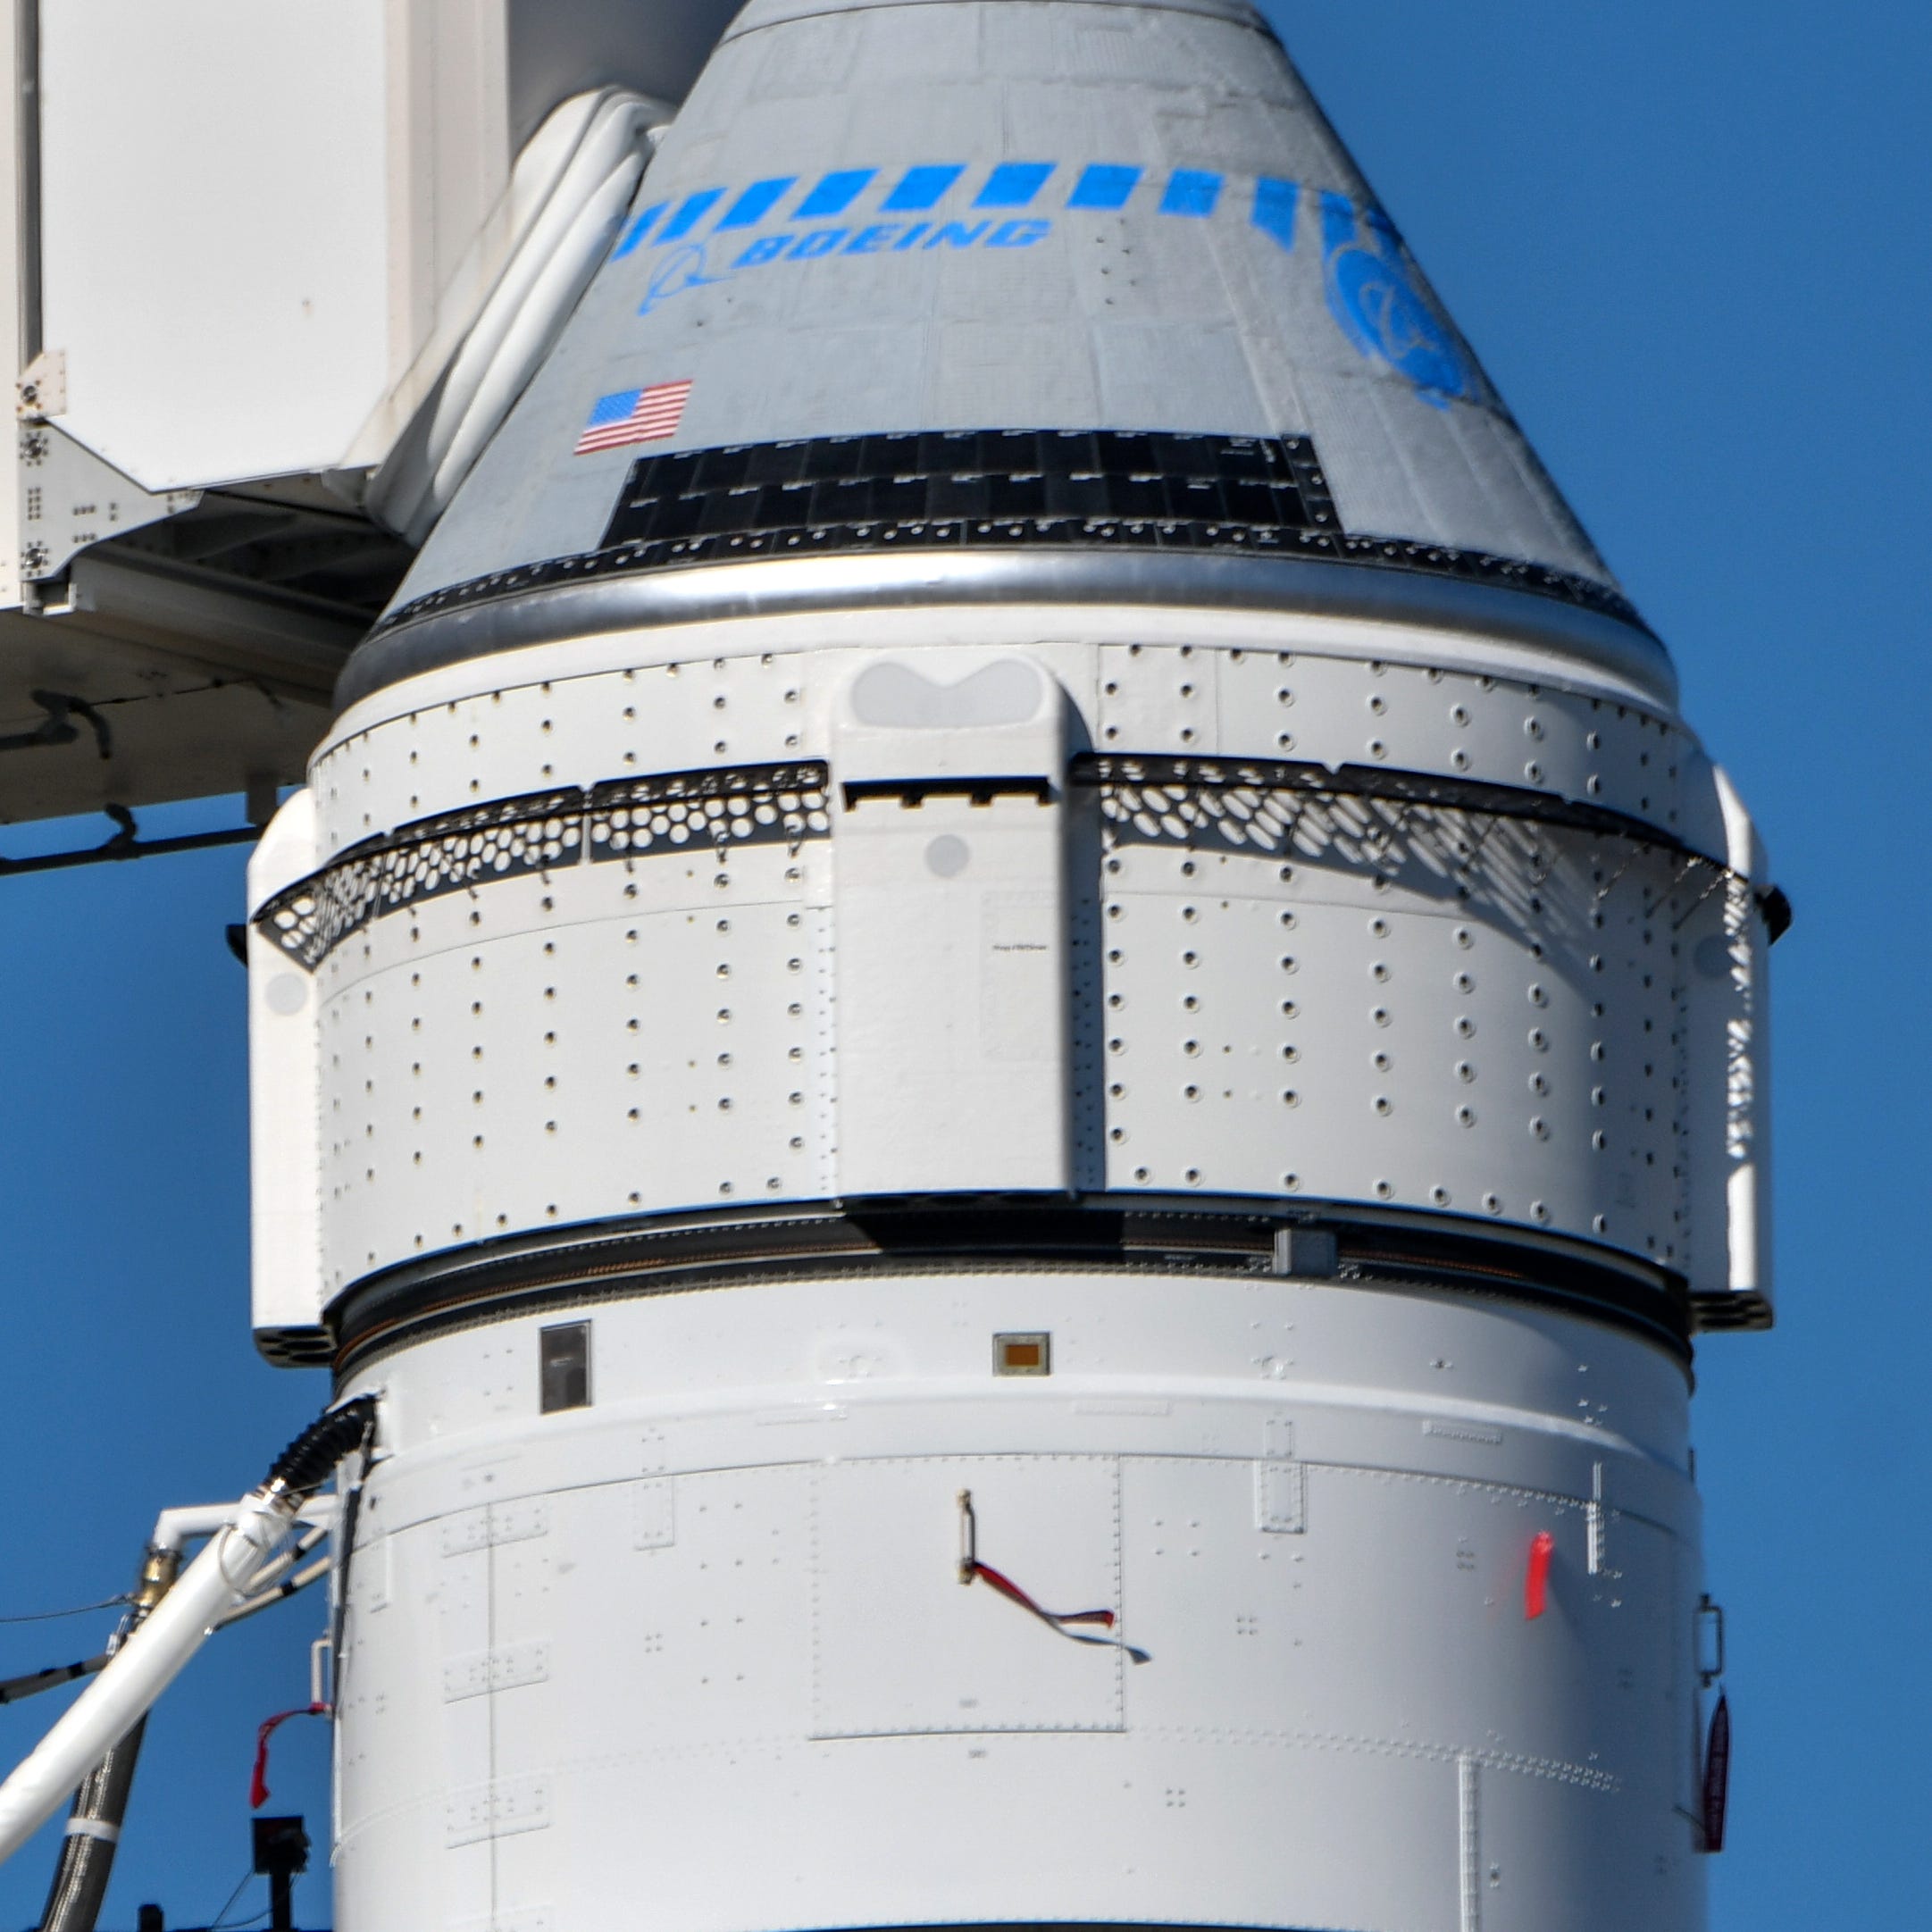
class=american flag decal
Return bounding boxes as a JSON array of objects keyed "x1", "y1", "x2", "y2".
[{"x1": 574, "y1": 379, "x2": 693, "y2": 455}]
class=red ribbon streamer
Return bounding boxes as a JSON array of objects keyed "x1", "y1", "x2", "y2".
[
  {"x1": 1524, "y1": 1531, "x2": 1555, "y2": 1619},
  {"x1": 251, "y1": 1703, "x2": 330, "y2": 1809},
  {"x1": 965, "y1": 1559, "x2": 1150, "y2": 1664}
]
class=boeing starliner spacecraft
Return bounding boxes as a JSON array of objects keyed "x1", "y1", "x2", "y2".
[{"x1": 0, "y1": 4, "x2": 1779, "y2": 1931}]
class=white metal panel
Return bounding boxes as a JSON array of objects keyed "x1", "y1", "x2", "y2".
[
  {"x1": 318, "y1": 621, "x2": 1699, "y2": 873},
  {"x1": 0, "y1": 16, "x2": 21, "y2": 610},
  {"x1": 313, "y1": 649, "x2": 812, "y2": 859},
  {"x1": 812, "y1": 1455, "x2": 1125, "y2": 1735},
  {"x1": 1204, "y1": 646, "x2": 1690, "y2": 836},
  {"x1": 828, "y1": 651, "x2": 1073, "y2": 1193},
  {"x1": 831, "y1": 788, "x2": 1070, "y2": 1192},
  {"x1": 38, "y1": 0, "x2": 391, "y2": 489},
  {"x1": 1099, "y1": 831, "x2": 1685, "y2": 1260},
  {"x1": 314, "y1": 846, "x2": 824, "y2": 1295},
  {"x1": 331, "y1": 1274, "x2": 1703, "y2": 1932},
  {"x1": 246, "y1": 789, "x2": 324, "y2": 1338}
]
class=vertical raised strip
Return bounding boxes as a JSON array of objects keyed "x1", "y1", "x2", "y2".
[
  {"x1": 1458, "y1": 1755, "x2": 1481, "y2": 1932},
  {"x1": 1587, "y1": 1460, "x2": 1605, "y2": 1576}
]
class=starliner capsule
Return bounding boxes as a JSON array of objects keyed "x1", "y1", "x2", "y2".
[{"x1": 242, "y1": 5, "x2": 1778, "y2": 1930}]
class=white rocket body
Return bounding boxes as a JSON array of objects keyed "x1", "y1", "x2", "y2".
[{"x1": 241, "y1": 4, "x2": 1775, "y2": 1928}]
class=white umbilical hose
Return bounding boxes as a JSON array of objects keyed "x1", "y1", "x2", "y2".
[{"x1": 0, "y1": 1492, "x2": 293, "y2": 1866}]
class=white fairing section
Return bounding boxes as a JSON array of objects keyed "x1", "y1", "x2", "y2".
[
  {"x1": 333, "y1": 1275, "x2": 1707, "y2": 1932},
  {"x1": 282, "y1": 609, "x2": 1755, "y2": 1316},
  {"x1": 247, "y1": 789, "x2": 324, "y2": 1347}
]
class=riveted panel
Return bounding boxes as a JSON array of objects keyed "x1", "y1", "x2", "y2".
[
  {"x1": 1087, "y1": 644, "x2": 1694, "y2": 844},
  {"x1": 1094, "y1": 794, "x2": 1688, "y2": 1259},
  {"x1": 632, "y1": 1476, "x2": 676, "y2": 1550},
  {"x1": 813, "y1": 1456, "x2": 1127, "y2": 1736},
  {"x1": 315, "y1": 836, "x2": 828, "y2": 1291},
  {"x1": 444, "y1": 1775, "x2": 551, "y2": 1847},
  {"x1": 302, "y1": 618, "x2": 1744, "y2": 1304},
  {"x1": 314, "y1": 655, "x2": 816, "y2": 858},
  {"x1": 562, "y1": 1465, "x2": 814, "y2": 1752},
  {"x1": 443, "y1": 1641, "x2": 551, "y2": 1702}
]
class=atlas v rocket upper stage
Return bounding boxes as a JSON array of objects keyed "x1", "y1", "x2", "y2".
[{"x1": 228, "y1": 3, "x2": 1776, "y2": 1929}]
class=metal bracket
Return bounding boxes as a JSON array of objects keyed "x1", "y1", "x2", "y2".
[
  {"x1": 0, "y1": 805, "x2": 257, "y2": 879},
  {"x1": 16, "y1": 348, "x2": 66, "y2": 420},
  {"x1": 18, "y1": 418, "x2": 201, "y2": 588},
  {"x1": 1695, "y1": 1593, "x2": 1726, "y2": 1687}
]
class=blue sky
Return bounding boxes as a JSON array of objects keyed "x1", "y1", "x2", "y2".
[{"x1": 1, "y1": 1, "x2": 1928, "y2": 1927}]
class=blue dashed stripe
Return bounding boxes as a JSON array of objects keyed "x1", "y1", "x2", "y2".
[
  {"x1": 795, "y1": 169, "x2": 877, "y2": 217},
  {"x1": 1159, "y1": 169, "x2": 1223, "y2": 217},
  {"x1": 611, "y1": 203, "x2": 666, "y2": 259},
  {"x1": 882, "y1": 164, "x2": 966, "y2": 211},
  {"x1": 1066, "y1": 163, "x2": 1141, "y2": 209},
  {"x1": 659, "y1": 188, "x2": 724, "y2": 241},
  {"x1": 716, "y1": 178, "x2": 798, "y2": 230},
  {"x1": 1251, "y1": 176, "x2": 1301, "y2": 250},
  {"x1": 974, "y1": 162, "x2": 1055, "y2": 208},
  {"x1": 626, "y1": 163, "x2": 1306, "y2": 255}
]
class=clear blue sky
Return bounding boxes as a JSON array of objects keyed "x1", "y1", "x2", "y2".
[{"x1": 2, "y1": 1, "x2": 1928, "y2": 1926}]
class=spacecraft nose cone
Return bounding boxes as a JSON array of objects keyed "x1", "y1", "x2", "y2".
[{"x1": 354, "y1": 0, "x2": 1661, "y2": 699}]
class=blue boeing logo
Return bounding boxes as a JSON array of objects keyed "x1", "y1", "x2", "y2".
[
  {"x1": 614, "y1": 161, "x2": 1471, "y2": 407},
  {"x1": 1317, "y1": 195, "x2": 1472, "y2": 407},
  {"x1": 639, "y1": 243, "x2": 731, "y2": 317}
]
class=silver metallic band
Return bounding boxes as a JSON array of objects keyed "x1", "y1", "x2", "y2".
[{"x1": 339, "y1": 548, "x2": 1677, "y2": 712}]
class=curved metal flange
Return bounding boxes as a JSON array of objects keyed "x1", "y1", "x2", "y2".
[
  {"x1": 339, "y1": 547, "x2": 1678, "y2": 714},
  {"x1": 322, "y1": 1192, "x2": 1694, "y2": 1378}
]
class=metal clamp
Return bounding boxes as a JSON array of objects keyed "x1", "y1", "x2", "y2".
[{"x1": 1695, "y1": 1593, "x2": 1726, "y2": 1687}]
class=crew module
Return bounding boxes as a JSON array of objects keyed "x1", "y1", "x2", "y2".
[{"x1": 0, "y1": 5, "x2": 1778, "y2": 1932}]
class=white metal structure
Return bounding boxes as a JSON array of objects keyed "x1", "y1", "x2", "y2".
[{"x1": 0, "y1": 0, "x2": 738, "y2": 824}]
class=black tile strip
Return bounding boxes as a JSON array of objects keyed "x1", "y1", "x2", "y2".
[{"x1": 369, "y1": 429, "x2": 1643, "y2": 639}]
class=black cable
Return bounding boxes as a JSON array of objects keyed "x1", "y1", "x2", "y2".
[
  {"x1": 0, "y1": 1654, "x2": 107, "y2": 1705},
  {"x1": 0, "y1": 1594, "x2": 130, "y2": 1625},
  {"x1": 202, "y1": 1869, "x2": 253, "y2": 1932},
  {"x1": 327, "y1": 1431, "x2": 379, "y2": 1709}
]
